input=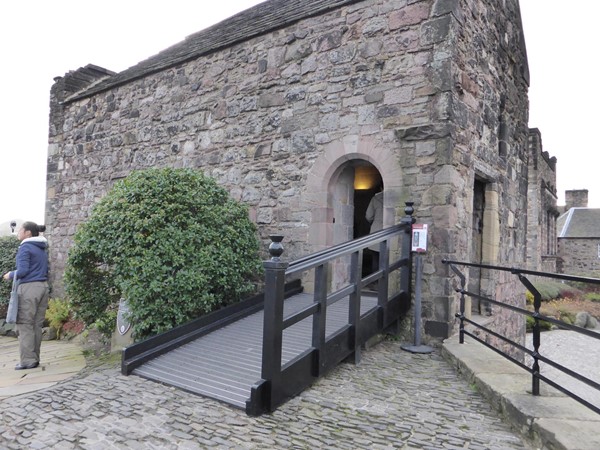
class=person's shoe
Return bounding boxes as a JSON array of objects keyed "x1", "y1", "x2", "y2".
[{"x1": 15, "y1": 362, "x2": 39, "y2": 370}]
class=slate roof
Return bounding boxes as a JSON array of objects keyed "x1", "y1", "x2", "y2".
[
  {"x1": 557, "y1": 208, "x2": 600, "y2": 239},
  {"x1": 65, "y1": 0, "x2": 362, "y2": 103}
]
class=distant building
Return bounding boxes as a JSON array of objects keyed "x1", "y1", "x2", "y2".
[
  {"x1": 0, "y1": 220, "x2": 21, "y2": 237},
  {"x1": 557, "y1": 190, "x2": 600, "y2": 276}
]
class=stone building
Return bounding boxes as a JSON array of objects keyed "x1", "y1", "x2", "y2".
[
  {"x1": 526, "y1": 128, "x2": 559, "y2": 273},
  {"x1": 46, "y1": 0, "x2": 533, "y2": 342},
  {"x1": 0, "y1": 221, "x2": 21, "y2": 237},
  {"x1": 557, "y1": 190, "x2": 600, "y2": 276}
]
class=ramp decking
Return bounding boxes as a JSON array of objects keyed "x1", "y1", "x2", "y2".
[{"x1": 132, "y1": 292, "x2": 378, "y2": 409}]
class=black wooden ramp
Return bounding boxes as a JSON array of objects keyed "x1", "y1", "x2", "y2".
[{"x1": 132, "y1": 292, "x2": 378, "y2": 409}]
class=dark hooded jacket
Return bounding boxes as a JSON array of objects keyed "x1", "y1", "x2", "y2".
[{"x1": 11, "y1": 237, "x2": 48, "y2": 283}]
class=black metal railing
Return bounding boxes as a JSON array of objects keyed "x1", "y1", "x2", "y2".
[
  {"x1": 443, "y1": 259, "x2": 600, "y2": 415},
  {"x1": 248, "y1": 203, "x2": 416, "y2": 415}
]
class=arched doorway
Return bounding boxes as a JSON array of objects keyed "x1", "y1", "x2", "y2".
[
  {"x1": 328, "y1": 159, "x2": 385, "y2": 287},
  {"x1": 327, "y1": 160, "x2": 382, "y2": 241},
  {"x1": 302, "y1": 134, "x2": 404, "y2": 292},
  {"x1": 318, "y1": 159, "x2": 384, "y2": 290}
]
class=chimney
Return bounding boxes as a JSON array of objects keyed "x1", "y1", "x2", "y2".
[{"x1": 565, "y1": 189, "x2": 588, "y2": 210}]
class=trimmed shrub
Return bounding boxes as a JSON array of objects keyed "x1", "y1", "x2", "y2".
[
  {"x1": 525, "y1": 315, "x2": 552, "y2": 333},
  {"x1": 0, "y1": 235, "x2": 20, "y2": 307},
  {"x1": 530, "y1": 280, "x2": 581, "y2": 301},
  {"x1": 65, "y1": 168, "x2": 263, "y2": 340},
  {"x1": 562, "y1": 273, "x2": 600, "y2": 293},
  {"x1": 584, "y1": 292, "x2": 600, "y2": 302}
]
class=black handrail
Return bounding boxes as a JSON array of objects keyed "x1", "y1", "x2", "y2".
[
  {"x1": 443, "y1": 259, "x2": 600, "y2": 416},
  {"x1": 443, "y1": 259, "x2": 600, "y2": 285},
  {"x1": 251, "y1": 203, "x2": 416, "y2": 414},
  {"x1": 289, "y1": 222, "x2": 408, "y2": 272}
]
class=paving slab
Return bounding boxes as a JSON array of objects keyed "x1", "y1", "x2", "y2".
[
  {"x1": 443, "y1": 333, "x2": 600, "y2": 450},
  {"x1": 0, "y1": 336, "x2": 86, "y2": 401}
]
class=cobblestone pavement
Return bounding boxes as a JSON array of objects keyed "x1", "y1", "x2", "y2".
[{"x1": 0, "y1": 339, "x2": 532, "y2": 449}]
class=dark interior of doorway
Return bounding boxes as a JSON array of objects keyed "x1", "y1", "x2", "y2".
[
  {"x1": 354, "y1": 188, "x2": 379, "y2": 277},
  {"x1": 471, "y1": 179, "x2": 486, "y2": 314}
]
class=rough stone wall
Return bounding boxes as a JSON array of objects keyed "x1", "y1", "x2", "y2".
[
  {"x1": 526, "y1": 128, "x2": 558, "y2": 272},
  {"x1": 558, "y1": 239, "x2": 600, "y2": 276},
  {"x1": 433, "y1": 0, "x2": 529, "y2": 349},
  {"x1": 46, "y1": 0, "x2": 531, "y2": 342},
  {"x1": 47, "y1": 0, "x2": 445, "y2": 293}
]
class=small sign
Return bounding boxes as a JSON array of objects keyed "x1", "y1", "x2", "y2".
[
  {"x1": 116, "y1": 298, "x2": 132, "y2": 336},
  {"x1": 411, "y1": 223, "x2": 428, "y2": 253}
]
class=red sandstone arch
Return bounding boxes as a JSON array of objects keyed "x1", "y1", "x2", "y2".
[{"x1": 304, "y1": 135, "x2": 404, "y2": 253}]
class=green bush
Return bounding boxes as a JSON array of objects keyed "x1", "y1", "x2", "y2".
[
  {"x1": 525, "y1": 315, "x2": 552, "y2": 332},
  {"x1": 584, "y1": 292, "x2": 600, "y2": 302},
  {"x1": 65, "y1": 168, "x2": 263, "y2": 340},
  {"x1": 0, "y1": 235, "x2": 20, "y2": 306},
  {"x1": 529, "y1": 280, "x2": 580, "y2": 301},
  {"x1": 562, "y1": 273, "x2": 600, "y2": 293},
  {"x1": 525, "y1": 291, "x2": 534, "y2": 305},
  {"x1": 560, "y1": 311, "x2": 575, "y2": 325},
  {"x1": 46, "y1": 298, "x2": 71, "y2": 339},
  {"x1": 93, "y1": 309, "x2": 118, "y2": 340}
]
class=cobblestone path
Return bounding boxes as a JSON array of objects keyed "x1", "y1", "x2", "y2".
[{"x1": 0, "y1": 339, "x2": 531, "y2": 449}]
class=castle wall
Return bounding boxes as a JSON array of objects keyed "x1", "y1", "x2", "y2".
[
  {"x1": 526, "y1": 128, "x2": 558, "y2": 272},
  {"x1": 558, "y1": 239, "x2": 600, "y2": 276},
  {"x1": 432, "y1": 0, "x2": 530, "y2": 345},
  {"x1": 46, "y1": 0, "x2": 531, "y2": 341}
]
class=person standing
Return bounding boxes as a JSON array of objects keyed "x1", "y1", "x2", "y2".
[
  {"x1": 365, "y1": 182, "x2": 384, "y2": 273},
  {"x1": 2, "y1": 222, "x2": 49, "y2": 370}
]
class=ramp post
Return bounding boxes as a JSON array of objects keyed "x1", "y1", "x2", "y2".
[
  {"x1": 401, "y1": 252, "x2": 433, "y2": 353},
  {"x1": 261, "y1": 235, "x2": 289, "y2": 411}
]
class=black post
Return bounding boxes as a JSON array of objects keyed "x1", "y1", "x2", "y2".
[
  {"x1": 401, "y1": 251, "x2": 434, "y2": 354},
  {"x1": 400, "y1": 202, "x2": 417, "y2": 303},
  {"x1": 518, "y1": 274, "x2": 541, "y2": 396},
  {"x1": 261, "y1": 235, "x2": 288, "y2": 411},
  {"x1": 532, "y1": 294, "x2": 541, "y2": 396},
  {"x1": 458, "y1": 276, "x2": 466, "y2": 345},
  {"x1": 399, "y1": 202, "x2": 416, "y2": 303},
  {"x1": 348, "y1": 250, "x2": 362, "y2": 364},
  {"x1": 312, "y1": 262, "x2": 328, "y2": 376},
  {"x1": 401, "y1": 204, "x2": 433, "y2": 354},
  {"x1": 447, "y1": 262, "x2": 467, "y2": 344},
  {"x1": 377, "y1": 239, "x2": 389, "y2": 307}
]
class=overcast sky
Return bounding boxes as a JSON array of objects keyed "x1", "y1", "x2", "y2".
[{"x1": 0, "y1": 0, "x2": 597, "y2": 227}]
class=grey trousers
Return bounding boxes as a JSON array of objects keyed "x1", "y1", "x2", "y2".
[{"x1": 16, "y1": 281, "x2": 49, "y2": 365}]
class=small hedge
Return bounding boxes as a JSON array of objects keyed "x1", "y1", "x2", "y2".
[
  {"x1": 525, "y1": 315, "x2": 553, "y2": 332},
  {"x1": 584, "y1": 292, "x2": 600, "y2": 302},
  {"x1": 528, "y1": 280, "x2": 581, "y2": 301},
  {"x1": 0, "y1": 235, "x2": 20, "y2": 307},
  {"x1": 65, "y1": 168, "x2": 263, "y2": 340}
]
